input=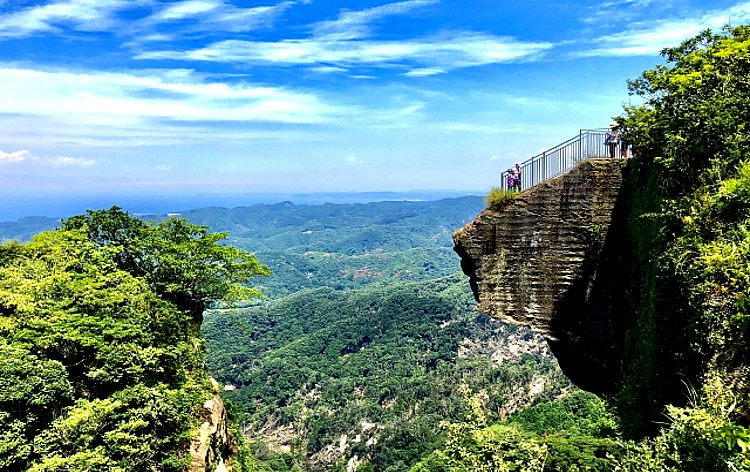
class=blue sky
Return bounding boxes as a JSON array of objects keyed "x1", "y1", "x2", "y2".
[{"x1": 1, "y1": 0, "x2": 748, "y2": 217}]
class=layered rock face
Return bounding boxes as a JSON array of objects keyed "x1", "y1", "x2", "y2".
[
  {"x1": 190, "y1": 392, "x2": 233, "y2": 472},
  {"x1": 453, "y1": 160, "x2": 629, "y2": 394}
]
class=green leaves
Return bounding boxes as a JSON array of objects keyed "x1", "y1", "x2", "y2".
[
  {"x1": 62, "y1": 207, "x2": 270, "y2": 319},
  {"x1": 32, "y1": 385, "x2": 198, "y2": 472},
  {"x1": 625, "y1": 26, "x2": 750, "y2": 196},
  {"x1": 0, "y1": 207, "x2": 268, "y2": 469},
  {"x1": 617, "y1": 25, "x2": 750, "y2": 466}
]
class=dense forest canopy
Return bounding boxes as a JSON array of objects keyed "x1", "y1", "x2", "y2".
[
  {"x1": 0, "y1": 208, "x2": 268, "y2": 470},
  {"x1": 205, "y1": 276, "x2": 575, "y2": 471}
]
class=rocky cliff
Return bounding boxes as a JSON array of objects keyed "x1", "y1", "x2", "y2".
[
  {"x1": 190, "y1": 387, "x2": 234, "y2": 472},
  {"x1": 453, "y1": 159, "x2": 630, "y2": 395}
]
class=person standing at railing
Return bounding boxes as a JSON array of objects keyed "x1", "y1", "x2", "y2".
[
  {"x1": 506, "y1": 170, "x2": 516, "y2": 190},
  {"x1": 605, "y1": 123, "x2": 619, "y2": 158},
  {"x1": 512, "y1": 163, "x2": 522, "y2": 191}
]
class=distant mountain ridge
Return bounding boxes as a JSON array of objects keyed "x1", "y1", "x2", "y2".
[
  {"x1": 0, "y1": 190, "x2": 481, "y2": 222},
  {"x1": 1, "y1": 196, "x2": 487, "y2": 299}
]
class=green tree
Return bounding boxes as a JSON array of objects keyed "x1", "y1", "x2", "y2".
[
  {"x1": 62, "y1": 207, "x2": 270, "y2": 320},
  {"x1": 619, "y1": 24, "x2": 750, "y2": 441},
  {"x1": 0, "y1": 208, "x2": 269, "y2": 470}
]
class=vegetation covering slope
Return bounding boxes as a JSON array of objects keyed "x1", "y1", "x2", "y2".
[
  {"x1": 205, "y1": 276, "x2": 571, "y2": 471},
  {"x1": 618, "y1": 24, "x2": 750, "y2": 432},
  {"x1": 195, "y1": 199, "x2": 628, "y2": 471},
  {"x1": 181, "y1": 197, "x2": 485, "y2": 298},
  {"x1": 0, "y1": 208, "x2": 268, "y2": 471}
]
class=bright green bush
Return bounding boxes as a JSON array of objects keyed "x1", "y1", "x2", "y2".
[{"x1": 485, "y1": 187, "x2": 515, "y2": 210}]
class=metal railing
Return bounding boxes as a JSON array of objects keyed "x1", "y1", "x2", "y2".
[{"x1": 500, "y1": 128, "x2": 622, "y2": 192}]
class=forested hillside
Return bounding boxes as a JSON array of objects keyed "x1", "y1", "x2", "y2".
[
  {"x1": 196, "y1": 197, "x2": 617, "y2": 471},
  {"x1": 205, "y1": 277, "x2": 572, "y2": 471},
  {"x1": 0, "y1": 208, "x2": 268, "y2": 470},
  {"x1": 179, "y1": 197, "x2": 485, "y2": 297},
  {"x1": 0, "y1": 197, "x2": 485, "y2": 299}
]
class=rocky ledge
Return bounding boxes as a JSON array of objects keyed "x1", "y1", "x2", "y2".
[{"x1": 453, "y1": 159, "x2": 630, "y2": 395}]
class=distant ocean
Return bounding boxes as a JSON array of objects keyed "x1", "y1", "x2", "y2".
[{"x1": 0, "y1": 190, "x2": 481, "y2": 222}]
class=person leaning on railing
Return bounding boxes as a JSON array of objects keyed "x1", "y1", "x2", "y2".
[{"x1": 620, "y1": 126, "x2": 629, "y2": 158}]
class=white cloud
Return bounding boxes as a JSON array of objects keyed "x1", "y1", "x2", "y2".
[
  {"x1": 0, "y1": 0, "x2": 297, "y2": 39},
  {"x1": 153, "y1": 0, "x2": 220, "y2": 20},
  {"x1": 143, "y1": 0, "x2": 297, "y2": 34},
  {"x1": 45, "y1": 156, "x2": 95, "y2": 167},
  {"x1": 402, "y1": 67, "x2": 444, "y2": 77},
  {"x1": 0, "y1": 149, "x2": 29, "y2": 163},
  {"x1": 312, "y1": 0, "x2": 439, "y2": 40},
  {"x1": 0, "y1": 66, "x2": 341, "y2": 125},
  {"x1": 583, "y1": 0, "x2": 670, "y2": 25},
  {"x1": 155, "y1": 162, "x2": 176, "y2": 172},
  {"x1": 0, "y1": 149, "x2": 93, "y2": 166},
  {"x1": 578, "y1": 2, "x2": 750, "y2": 57},
  {"x1": 345, "y1": 156, "x2": 363, "y2": 164},
  {"x1": 0, "y1": 0, "x2": 139, "y2": 38},
  {"x1": 138, "y1": 32, "x2": 554, "y2": 74},
  {"x1": 309, "y1": 65, "x2": 348, "y2": 74}
]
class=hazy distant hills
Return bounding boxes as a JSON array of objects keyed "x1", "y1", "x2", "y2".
[
  {"x1": 180, "y1": 196, "x2": 485, "y2": 297},
  {"x1": 0, "y1": 190, "x2": 481, "y2": 222},
  {"x1": 1, "y1": 195, "x2": 486, "y2": 298}
]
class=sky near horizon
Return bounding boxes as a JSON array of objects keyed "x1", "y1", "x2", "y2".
[{"x1": 0, "y1": 0, "x2": 748, "y2": 213}]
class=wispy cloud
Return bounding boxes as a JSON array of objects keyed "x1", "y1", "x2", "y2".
[
  {"x1": 402, "y1": 67, "x2": 444, "y2": 77},
  {"x1": 153, "y1": 0, "x2": 219, "y2": 20},
  {"x1": 0, "y1": 149, "x2": 93, "y2": 166},
  {"x1": 312, "y1": 0, "x2": 438, "y2": 40},
  {"x1": 0, "y1": 0, "x2": 298, "y2": 39},
  {"x1": 0, "y1": 66, "x2": 340, "y2": 125},
  {"x1": 0, "y1": 149, "x2": 29, "y2": 163},
  {"x1": 578, "y1": 1, "x2": 750, "y2": 57},
  {"x1": 0, "y1": 0, "x2": 139, "y2": 38},
  {"x1": 155, "y1": 162, "x2": 176, "y2": 172},
  {"x1": 46, "y1": 156, "x2": 95, "y2": 167},
  {"x1": 144, "y1": 0, "x2": 297, "y2": 34},
  {"x1": 138, "y1": 31, "x2": 554, "y2": 75},
  {"x1": 583, "y1": 0, "x2": 671, "y2": 25}
]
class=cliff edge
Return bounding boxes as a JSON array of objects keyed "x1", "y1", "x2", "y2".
[{"x1": 453, "y1": 159, "x2": 630, "y2": 395}]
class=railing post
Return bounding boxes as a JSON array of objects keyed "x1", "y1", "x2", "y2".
[{"x1": 579, "y1": 130, "x2": 583, "y2": 163}]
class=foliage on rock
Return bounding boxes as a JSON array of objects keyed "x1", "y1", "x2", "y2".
[
  {"x1": 617, "y1": 25, "x2": 750, "y2": 439},
  {"x1": 485, "y1": 187, "x2": 515, "y2": 211},
  {"x1": 0, "y1": 208, "x2": 267, "y2": 470}
]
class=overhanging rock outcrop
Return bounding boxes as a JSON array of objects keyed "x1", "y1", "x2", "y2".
[{"x1": 453, "y1": 159, "x2": 629, "y2": 395}]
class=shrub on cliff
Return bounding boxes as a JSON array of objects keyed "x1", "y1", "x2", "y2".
[{"x1": 485, "y1": 187, "x2": 515, "y2": 210}]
